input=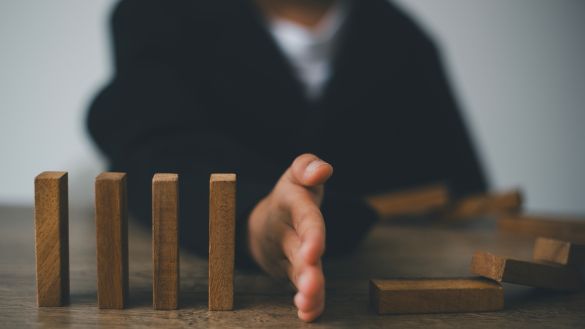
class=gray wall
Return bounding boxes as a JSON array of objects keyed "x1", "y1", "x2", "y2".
[{"x1": 0, "y1": 0, "x2": 584, "y2": 213}]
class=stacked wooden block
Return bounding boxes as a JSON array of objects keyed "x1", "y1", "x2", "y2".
[
  {"x1": 368, "y1": 187, "x2": 585, "y2": 315},
  {"x1": 34, "y1": 171, "x2": 235, "y2": 310}
]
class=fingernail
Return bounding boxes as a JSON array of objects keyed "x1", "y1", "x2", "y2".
[{"x1": 304, "y1": 159, "x2": 327, "y2": 179}]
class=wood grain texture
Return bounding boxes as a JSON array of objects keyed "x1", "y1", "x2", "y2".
[
  {"x1": 369, "y1": 278, "x2": 503, "y2": 314},
  {"x1": 152, "y1": 173, "x2": 180, "y2": 310},
  {"x1": 366, "y1": 184, "x2": 449, "y2": 219},
  {"x1": 470, "y1": 251, "x2": 583, "y2": 291},
  {"x1": 3, "y1": 206, "x2": 585, "y2": 328},
  {"x1": 34, "y1": 171, "x2": 69, "y2": 306},
  {"x1": 498, "y1": 214, "x2": 585, "y2": 243},
  {"x1": 441, "y1": 189, "x2": 522, "y2": 221},
  {"x1": 209, "y1": 173, "x2": 236, "y2": 311},
  {"x1": 95, "y1": 172, "x2": 129, "y2": 309},
  {"x1": 533, "y1": 238, "x2": 585, "y2": 267}
]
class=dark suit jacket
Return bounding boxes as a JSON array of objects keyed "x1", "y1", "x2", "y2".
[{"x1": 87, "y1": 0, "x2": 487, "y2": 263}]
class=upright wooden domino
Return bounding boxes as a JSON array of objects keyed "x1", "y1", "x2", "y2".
[
  {"x1": 470, "y1": 251, "x2": 583, "y2": 291},
  {"x1": 209, "y1": 173, "x2": 236, "y2": 311},
  {"x1": 533, "y1": 238, "x2": 585, "y2": 267},
  {"x1": 152, "y1": 173, "x2": 179, "y2": 310},
  {"x1": 95, "y1": 172, "x2": 129, "y2": 309},
  {"x1": 34, "y1": 172, "x2": 69, "y2": 307},
  {"x1": 369, "y1": 278, "x2": 503, "y2": 314}
]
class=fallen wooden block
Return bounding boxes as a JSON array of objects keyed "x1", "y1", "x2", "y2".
[
  {"x1": 498, "y1": 215, "x2": 585, "y2": 243},
  {"x1": 209, "y1": 173, "x2": 236, "y2": 311},
  {"x1": 441, "y1": 189, "x2": 522, "y2": 221},
  {"x1": 152, "y1": 173, "x2": 180, "y2": 310},
  {"x1": 365, "y1": 184, "x2": 449, "y2": 219},
  {"x1": 533, "y1": 238, "x2": 585, "y2": 267},
  {"x1": 95, "y1": 172, "x2": 129, "y2": 309},
  {"x1": 470, "y1": 251, "x2": 583, "y2": 291},
  {"x1": 369, "y1": 278, "x2": 503, "y2": 314},
  {"x1": 34, "y1": 171, "x2": 69, "y2": 307}
]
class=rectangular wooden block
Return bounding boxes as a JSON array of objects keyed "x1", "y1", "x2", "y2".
[
  {"x1": 442, "y1": 189, "x2": 522, "y2": 221},
  {"x1": 470, "y1": 251, "x2": 583, "y2": 291},
  {"x1": 34, "y1": 171, "x2": 69, "y2": 307},
  {"x1": 365, "y1": 184, "x2": 449, "y2": 219},
  {"x1": 95, "y1": 172, "x2": 129, "y2": 309},
  {"x1": 498, "y1": 215, "x2": 585, "y2": 243},
  {"x1": 369, "y1": 278, "x2": 503, "y2": 314},
  {"x1": 152, "y1": 173, "x2": 180, "y2": 310},
  {"x1": 533, "y1": 238, "x2": 585, "y2": 267},
  {"x1": 209, "y1": 173, "x2": 236, "y2": 311}
]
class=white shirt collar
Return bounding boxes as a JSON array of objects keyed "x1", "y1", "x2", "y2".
[{"x1": 267, "y1": 1, "x2": 349, "y2": 99}]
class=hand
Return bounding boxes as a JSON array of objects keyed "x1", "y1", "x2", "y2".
[{"x1": 247, "y1": 153, "x2": 333, "y2": 322}]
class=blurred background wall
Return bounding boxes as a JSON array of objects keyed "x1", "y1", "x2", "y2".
[{"x1": 0, "y1": 0, "x2": 584, "y2": 213}]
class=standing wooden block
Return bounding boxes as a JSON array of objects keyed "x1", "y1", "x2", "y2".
[
  {"x1": 152, "y1": 173, "x2": 179, "y2": 310},
  {"x1": 441, "y1": 189, "x2": 522, "y2": 221},
  {"x1": 369, "y1": 278, "x2": 503, "y2": 314},
  {"x1": 34, "y1": 172, "x2": 69, "y2": 307},
  {"x1": 209, "y1": 173, "x2": 236, "y2": 311},
  {"x1": 498, "y1": 215, "x2": 585, "y2": 243},
  {"x1": 533, "y1": 238, "x2": 585, "y2": 267},
  {"x1": 95, "y1": 172, "x2": 129, "y2": 309},
  {"x1": 470, "y1": 251, "x2": 583, "y2": 291},
  {"x1": 365, "y1": 184, "x2": 449, "y2": 219}
]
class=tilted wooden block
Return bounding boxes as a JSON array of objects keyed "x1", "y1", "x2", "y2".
[
  {"x1": 95, "y1": 172, "x2": 129, "y2": 309},
  {"x1": 533, "y1": 238, "x2": 585, "y2": 267},
  {"x1": 209, "y1": 173, "x2": 236, "y2": 311},
  {"x1": 369, "y1": 278, "x2": 503, "y2": 314},
  {"x1": 34, "y1": 171, "x2": 69, "y2": 307},
  {"x1": 365, "y1": 184, "x2": 449, "y2": 219},
  {"x1": 470, "y1": 251, "x2": 583, "y2": 291},
  {"x1": 441, "y1": 189, "x2": 522, "y2": 221},
  {"x1": 152, "y1": 173, "x2": 180, "y2": 310},
  {"x1": 498, "y1": 215, "x2": 585, "y2": 243}
]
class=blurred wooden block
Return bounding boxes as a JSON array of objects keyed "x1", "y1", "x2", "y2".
[
  {"x1": 533, "y1": 238, "x2": 585, "y2": 267},
  {"x1": 498, "y1": 215, "x2": 585, "y2": 243},
  {"x1": 441, "y1": 189, "x2": 522, "y2": 221},
  {"x1": 152, "y1": 173, "x2": 179, "y2": 310},
  {"x1": 366, "y1": 184, "x2": 449, "y2": 219},
  {"x1": 209, "y1": 173, "x2": 236, "y2": 311},
  {"x1": 34, "y1": 171, "x2": 69, "y2": 307},
  {"x1": 369, "y1": 278, "x2": 503, "y2": 314},
  {"x1": 470, "y1": 251, "x2": 583, "y2": 291},
  {"x1": 95, "y1": 172, "x2": 129, "y2": 309}
]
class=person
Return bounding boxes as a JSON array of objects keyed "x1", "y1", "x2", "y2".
[{"x1": 87, "y1": 0, "x2": 486, "y2": 322}]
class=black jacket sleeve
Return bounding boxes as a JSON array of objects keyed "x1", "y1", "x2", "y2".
[
  {"x1": 87, "y1": 0, "x2": 377, "y2": 266},
  {"x1": 87, "y1": 0, "x2": 281, "y2": 265}
]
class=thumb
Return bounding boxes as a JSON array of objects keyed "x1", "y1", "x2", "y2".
[{"x1": 285, "y1": 153, "x2": 333, "y2": 188}]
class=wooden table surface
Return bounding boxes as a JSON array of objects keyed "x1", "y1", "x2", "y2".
[{"x1": 1, "y1": 205, "x2": 584, "y2": 328}]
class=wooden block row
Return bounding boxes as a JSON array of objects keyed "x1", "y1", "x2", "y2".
[
  {"x1": 365, "y1": 184, "x2": 449, "y2": 219},
  {"x1": 441, "y1": 189, "x2": 522, "y2": 221},
  {"x1": 470, "y1": 251, "x2": 583, "y2": 291},
  {"x1": 497, "y1": 215, "x2": 585, "y2": 243},
  {"x1": 369, "y1": 278, "x2": 503, "y2": 314},
  {"x1": 35, "y1": 171, "x2": 236, "y2": 311}
]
